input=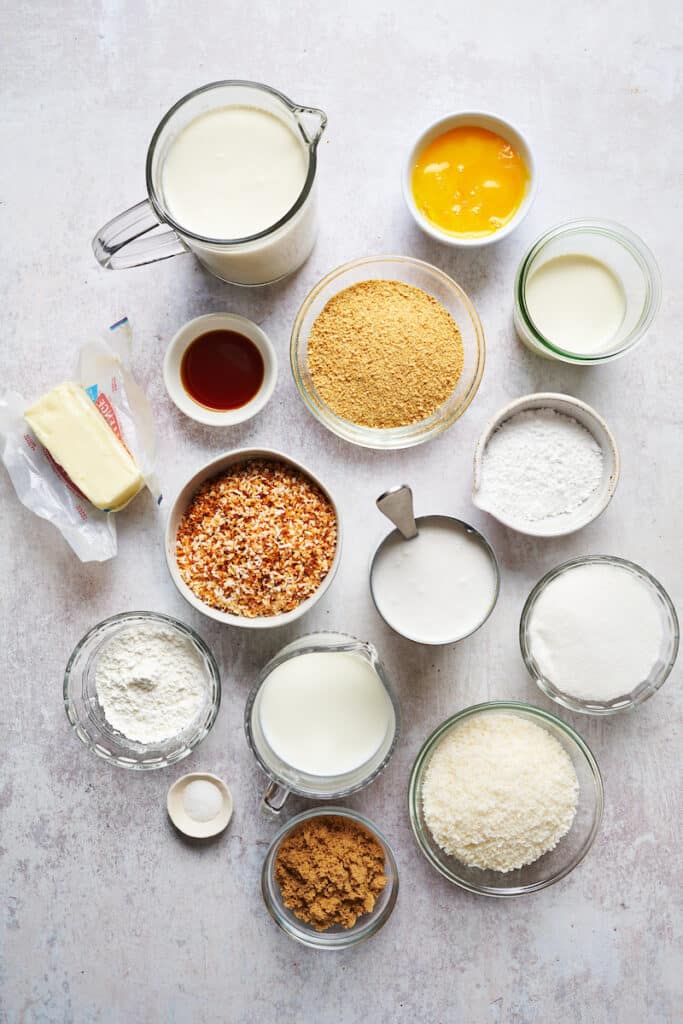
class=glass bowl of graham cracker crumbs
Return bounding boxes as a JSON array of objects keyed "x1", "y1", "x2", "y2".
[
  {"x1": 261, "y1": 807, "x2": 399, "y2": 949},
  {"x1": 291, "y1": 254, "x2": 485, "y2": 449}
]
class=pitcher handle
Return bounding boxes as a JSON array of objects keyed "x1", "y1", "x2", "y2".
[
  {"x1": 262, "y1": 781, "x2": 290, "y2": 817},
  {"x1": 92, "y1": 199, "x2": 188, "y2": 270}
]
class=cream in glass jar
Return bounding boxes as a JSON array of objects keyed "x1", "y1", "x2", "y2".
[{"x1": 513, "y1": 220, "x2": 661, "y2": 364}]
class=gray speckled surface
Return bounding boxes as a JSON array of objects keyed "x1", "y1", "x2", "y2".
[{"x1": 1, "y1": 2, "x2": 681, "y2": 1021}]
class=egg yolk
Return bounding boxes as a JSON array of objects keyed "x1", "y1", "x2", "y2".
[{"x1": 411, "y1": 126, "x2": 529, "y2": 237}]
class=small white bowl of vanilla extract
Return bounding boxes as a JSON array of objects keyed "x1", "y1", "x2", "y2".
[{"x1": 163, "y1": 312, "x2": 277, "y2": 425}]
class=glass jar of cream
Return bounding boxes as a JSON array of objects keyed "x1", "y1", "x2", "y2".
[{"x1": 514, "y1": 219, "x2": 661, "y2": 364}]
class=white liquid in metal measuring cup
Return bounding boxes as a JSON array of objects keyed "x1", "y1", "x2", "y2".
[
  {"x1": 258, "y1": 651, "x2": 393, "y2": 777},
  {"x1": 371, "y1": 520, "x2": 498, "y2": 644},
  {"x1": 161, "y1": 106, "x2": 308, "y2": 239},
  {"x1": 525, "y1": 254, "x2": 626, "y2": 355}
]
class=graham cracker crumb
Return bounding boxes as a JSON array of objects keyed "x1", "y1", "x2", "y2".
[{"x1": 307, "y1": 278, "x2": 464, "y2": 429}]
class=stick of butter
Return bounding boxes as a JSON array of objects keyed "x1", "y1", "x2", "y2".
[{"x1": 24, "y1": 382, "x2": 144, "y2": 511}]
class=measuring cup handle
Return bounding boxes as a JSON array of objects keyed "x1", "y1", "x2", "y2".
[
  {"x1": 92, "y1": 199, "x2": 187, "y2": 270},
  {"x1": 262, "y1": 781, "x2": 290, "y2": 816}
]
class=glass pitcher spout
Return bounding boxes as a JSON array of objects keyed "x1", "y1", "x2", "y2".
[
  {"x1": 293, "y1": 105, "x2": 327, "y2": 148},
  {"x1": 272, "y1": 631, "x2": 376, "y2": 665}
]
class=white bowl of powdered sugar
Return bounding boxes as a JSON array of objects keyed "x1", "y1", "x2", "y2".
[{"x1": 472, "y1": 392, "x2": 620, "y2": 537}]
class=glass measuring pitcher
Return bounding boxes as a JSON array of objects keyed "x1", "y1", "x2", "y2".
[
  {"x1": 245, "y1": 632, "x2": 400, "y2": 814},
  {"x1": 92, "y1": 81, "x2": 327, "y2": 286}
]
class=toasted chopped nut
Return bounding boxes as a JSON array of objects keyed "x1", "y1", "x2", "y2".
[{"x1": 176, "y1": 459, "x2": 337, "y2": 618}]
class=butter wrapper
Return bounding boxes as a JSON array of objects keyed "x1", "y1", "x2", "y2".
[{"x1": 0, "y1": 318, "x2": 159, "y2": 562}]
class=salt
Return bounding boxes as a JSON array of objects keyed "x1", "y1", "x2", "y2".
[
  {"x1": 182, "y1": 779, "x2": 224, "y2": 823},
  {"x1": 478, "y1": 408, "x2": 603, "y2": 523}
]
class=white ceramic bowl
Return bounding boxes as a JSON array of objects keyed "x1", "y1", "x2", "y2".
[
  {"x1": 472, "y1": 393, "x2": 620, "y2": 537},
  {"x1": 403, "y1": 111, "x2": 537, "y2": 248},
  {"x1": 163, "y1": 312, "x2": 277, "y2": 425},
  {"x1": 167, "y1": 772, "x2": 234, "y2": 839},
  {"x1": 165, "y1": 448, "x2": 342, "y2": 628}
]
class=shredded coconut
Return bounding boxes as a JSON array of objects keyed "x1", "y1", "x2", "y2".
[
  {"x1": 422, "y1": 713, "x2": 579, "y2": 872},
  {"x1": 478, "y1": 408, "x2": 604, "y2": 523},
  {"x1": 95, "y1": 625, "x2": 208, "y2": 744}
]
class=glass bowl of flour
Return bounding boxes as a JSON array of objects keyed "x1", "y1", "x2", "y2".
[{"x1": 64, "y1": 611, "x2": 221, "y2": 769}]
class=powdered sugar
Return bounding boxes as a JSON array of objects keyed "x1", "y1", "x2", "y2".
[
  {"x1": 95, "y1": 625, "x2": 208, "y2": 744},
  {"x1": 478, "y1": 408, "x2": 604, "y2": 523}
]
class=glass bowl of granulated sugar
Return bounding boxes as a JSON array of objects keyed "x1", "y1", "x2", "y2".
[
  {"x1": 290, "y1": 254, "x2": 485, "y2": 449},
  {"x1": 64, "y1": 611, "x2": 221, "y2": 770}
]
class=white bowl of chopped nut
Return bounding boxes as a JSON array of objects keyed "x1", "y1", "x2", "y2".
[{"x1": 165, "y1": 449, "x2": 342, "y2": 628}]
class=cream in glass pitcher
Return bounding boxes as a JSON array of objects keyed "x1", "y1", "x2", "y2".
[
  {"x1": 93, "y1": 81, "x2": 327, "y2": 286},
  {"x1": 245, "y1": 633, "x2": 400, "y2": 814}
]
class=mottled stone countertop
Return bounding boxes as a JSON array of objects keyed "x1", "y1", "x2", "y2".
[{"x1": 1, "y1": 2, "x2": 681, "y2": 1021}]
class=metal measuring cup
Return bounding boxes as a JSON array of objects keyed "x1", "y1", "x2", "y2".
[{"x1": 369, "y1": 485, "x2": 501, "y2": 646}]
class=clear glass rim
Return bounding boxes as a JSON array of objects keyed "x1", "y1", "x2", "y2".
[
  {"x1": 244, "y1": 631, "x2": 401, "y2": 799},
  {"x1": 63, "y1": 610, "x2": 221, "y2": 770},
  {"x1": 290, "y1": 254, "x2": 486, "y2": 450},
  {"x1": 369, "y1": 515, "x2": 501, "y2": 644},
  {"x1": 146, "y1": 79, "x2": 324, "y2": 246},
  {"x1": 407, "y1": 701, "x2": 604, "y2": 897},
  {"x1": 261, "y1": 805, "x2": 399, "y2": 949},
  {"x1": 520, "y1": 555, "x2": 680, "y2": 715},
  {"x1": 514, "y1": 219, "x2": 662, "y2": 362}
]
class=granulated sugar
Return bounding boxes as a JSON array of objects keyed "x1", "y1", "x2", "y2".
[
  {"x1": 422, "y1": 713, "x2": 578, "y2": 872},
  {"x1": 478, "y1": 408, "x2": 603, "y2": 523}
]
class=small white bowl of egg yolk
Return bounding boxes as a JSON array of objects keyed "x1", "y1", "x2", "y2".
[{"x1": 403, "y1": 112, "x2": 537, "y2": 248}]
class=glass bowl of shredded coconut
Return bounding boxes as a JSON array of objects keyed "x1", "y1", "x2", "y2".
[
  {"x1": 408, "y1": 702, "x2": 603, "y2": 896},
  {"x1": 64, "y1": 611, "x2": 221, "y2": 769}
]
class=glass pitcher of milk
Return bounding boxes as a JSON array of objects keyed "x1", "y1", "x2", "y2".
[
  {"x1": 245, "y1": 633, "x2": 400, "y2": 814},
  {"x1": 92, "y1": 81, "x2": 326, "y2": 286}
]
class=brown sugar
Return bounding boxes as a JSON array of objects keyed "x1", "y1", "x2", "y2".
[
  {"x1": 307, "y1": 278, "x2": 464, "y2": 428},
  {"x1": 274, "y1": 815, "x2": 388, "y2": 931}
]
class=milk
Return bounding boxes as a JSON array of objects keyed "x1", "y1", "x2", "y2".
[
  {"x1": 525, "y1": 254, "x2": 626, "y2": 355},
  {"x1": 162, "y1": 106, "x2": 308, "y2": 239},
  {"x1": 371, "y1": 519, "x2": 498, "y2": 644},
  {"x1": 160, "y1": 105, "x2": 315, "y2": 284},
  {"x1": 257, "y1": 651, "x2": 393, "y2": 777}
]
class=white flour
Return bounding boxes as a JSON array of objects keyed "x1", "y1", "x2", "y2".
[
  {"x1": 95, "y1": 625, "x2": 207, "y2": 744},
  {"x1": 478, "y1": 408, "x2": 604, "y2": 522}
]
